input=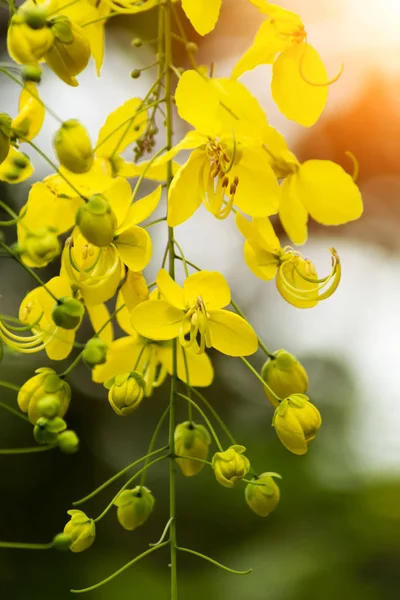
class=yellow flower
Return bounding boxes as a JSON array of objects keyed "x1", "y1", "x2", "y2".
[
  {"x1": 114, "y1": 486, "x2": 155, "y2": 531},
  {"x1": 157, "y1": 70, "x2": 280, "y2": 225},
  {"x1": 7, "y1": 1, "x2": 55, "y2": 64},
  {"x1": 53, "y1": 120, "x2": 94, "y2": 174},
  {"x1": 0, "y1": 146, "x2": 33, "y2": 184},
  {"x1": 131, "y1": 269, "x2": 258, "y2": 357},
  {"x1": 63, "y1": 510, "x2": 95, "y2": 553},
  {"x1": 44, "y1": 16, "x2": 91, "y2": 86},
  {"x1": 272, "y1": 393, "x2": 322, "y2": 455},
  {"x1": 181, "y1": 0, "x2": 222, "y2": 36},
  {"x1": 261, "y1": 350, "x2": 308, "y2": 407},
  {"x1": 105, "y1": 372, "x2": 145, "y2": 416},
  {"x1": 17, "y1": 367, "x2": 70, "y2": 424},
  {"x1": 11, "y1": 83, "x2": 45, "y2": 142},
  {"x1": 245, "y1": 472, "x2": 281, "y2": 517},
  {"x1": 20, "y1": 227, "x2": 61, "y2": 268},
  {"x1": 212, "y1": 445, "x2": 250, "y2": 488},
  {"x1": 0, "y1": 113, "x2": 12, "y2": 165},
  {"x1": 232, "y1": 1, "x2": 338, "y2": 126},
  {"x1": 175, "y1": 421, "x2": 211, "y2": 477},
  {"x1": 236, "y1": 213, "x2": 341, "y2": 308}
]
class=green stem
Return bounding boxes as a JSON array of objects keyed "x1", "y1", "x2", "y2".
[
  {"x1": 0, "y1": 445, "x2": 56, "y2": 455},
  {"x1": 176, "y1": 547, "x2": 252, "y2": 575},
  {"x1": 181, "y1": 346, "x2": 193, "y2": 421},
  {"x1": 0, "y1": 401, "x2": 29, "y2": 422},
  {"x1": 175, "y1": 455, "x2": 211, "y2": 467},
  {"x1": 173, "y1": 240, "x2": 189, "y2": 277},
  {"x1": 189, "y1": 387, "x2": 236, "y2": 446},
  {"x1": 70, "y1": 542, "x2": 168, "y2": 594},
  {"x1": 144, "y1": 216, "x2": 167, "y2": 229},
  {"x1": 149, "y1": 517, "x2": 173, "y2": 547},
  {"x1": 73, "y1": 446, "x2": 168, "y2": 506},
  {"x1": 0, "y1": 380, "x2": 20, "y2": 392},
  {"x1": 0, "y1": 541, "x2": 54, "y2": 550},
  {"x1": 230, "y1": 300, "x2": 274, "y2": 359},
  {"x1": 176, "y1": 393, "x2": 224, "y2": 452},
  {"x1": 240, "y1": 357, "x2": 282, "y2": 404},
  {"x1": 174, "y1": 255, "x2": 201, "y2": 272},
  {"x1": 140, "y1": 405, "x2": 170, "y2": 487}
]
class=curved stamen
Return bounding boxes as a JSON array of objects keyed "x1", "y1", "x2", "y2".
[
  {"x1": 299, "y1": 40, "x2": 344, "y2": 87},
  {"x1": 219, "y1": 132, "x2": 237, "y2": 175},
  {"x1": 345, "y1": 151, "x2": 359, "y2": 182}
]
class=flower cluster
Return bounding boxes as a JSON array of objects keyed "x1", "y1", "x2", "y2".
[{"x1": 0, "y1": 0, "x2": 363, "y2": 596}]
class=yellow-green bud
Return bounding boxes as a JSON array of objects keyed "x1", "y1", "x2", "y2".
[
  {"x1": 45, "y1": 18, "x2": 90, "y2": 86},
  {"x1": 132, "y1": 37, "x2": 143, "y2": 47},
  {"x1": 75, "y1": 195, "x2": 117, "y2": 247},
  {"x1": 261, "y1": 350, "x2": 308, "y2": 407},
  {"x1": 58, "y1": 430, "x2": 79, "y2": 454},
  {"x1": 7, "y1": 3, "x2": 54, "y2": 65},
  {"x1": 12, "y1": 153, "x2": 29, "y2": 168},
  {"x1": 22, "y1": 64, "x2": 42, "y2": 82},
  {"x1": 53, "y1": 532, "x2": 73, "y2": 551},
  {"x1": 105, "y1": 372, "x2": 145, "y2": 416},
  {"x1": 53, "y1": 119, "x2": 93, "y2": 173},
  {"x1": 37, "y1": 394, "x2": 61, "y2": 419},
  {"x1": 63, "y1": 510, "x2": 95, "y2": 553},
  {"x1": 0, "y1": 113, "x2": 12, "y2": 165},
  {"x1": 52, "y1": 297, "x2": 84, "y2": 330},
  {"x1": 245, "y1": 472, "x2": 281, "y2": 517},
  {"x1": 22, "y1": 3, "x2": 48, "y2": 29},
  {"x1": 22, "y1": 227, "x2": 60, "y2": 267},
  {"x1": 17, "y1": 368, "x2": 71, "y2": 424},
  {"x1": 212, "y1": 445, "x2": 250, "y2": 488},
  {"x1": 186, "y1": 42, "x2": 198, "y2": 53},
  {"x1": 82, "y1": 337, "x2": 108, "y2": 368},
  {"x1": 272, "y1": 394, "x2": 322, "y2": 456},
  {"x1": 131, "y1": 69, "x2": 141, "y2": 79},
  {"x1": 175, "y1": 421, "x2": 211, "y2": 477},
  {"x1": 114, "y1": 486, "x2": 155, "y2": 531},
  {"x1": 34, "y1": 416, "x2": 67, "y2": 445}
]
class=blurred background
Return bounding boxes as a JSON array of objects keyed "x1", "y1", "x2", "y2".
[{"x1": 1, "y1": 0, "x2": 400, "y2": 598}]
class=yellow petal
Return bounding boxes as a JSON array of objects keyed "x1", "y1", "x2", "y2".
[
  {"x1": 175, "y1": 69, "x2": 220, "y2": 131},
  {"x1": 39, "y1": 276, "x2": 73, "y2": 322},
  {"x1": 275, "y1": 260, "x2": 318, "y2": 309},
  {"x1": 158, "y1": 343, "x2": 214, "y2": 387},
  {"x1": 45, "y1": 327, "x2": 76, "y2": 361},
  {"x1": 244, "y1": 241, "x2": 278, "y2": 281},
  {"x1": 0, "y1": 147, "x2": 34, "y2": 183},
  {"x1": 12, "y1": 83, "x2": 44, "y2": 141},
  {"x1": 232, "y1": 20, "x2": 288, "y2": 79},
  {"x1": 295, "y1": 160, "x2": 363, "y2": 226},
  {"x1": 44, "y1": 159, "x2": 113, "y2": 199},
  {"x1": 167, "y1": 150, "x2": 206, "y2": 227},
  {"x1": 208, "y1": 310, "x2": 258, "y2": 356},
  {"x1": 92, "y1": 336, "x2": 142, "y2": 383},
  {"x1": 181, "y1": 0, "x2": 222, "y2": 36},
  {"x1": 116, "y1": 158, "x2": 180, "y2": 181},
  {"x1": 273, "y1": 406, "x2": 308, "y2": 455},
  {"x1": 102, "y1": 177, "x2": 132, "y2": 228},
  {"x1": 279, "y1": 175, "x2": 308, "y2": 245},
  {"x1": 86, "y1": 303, "x2": 114, "y2": 344},
  {"x1": 96, "y1": 98, "x2": 147, "y2": 158},
  {"x1": 131, "y1": 300, "x2": 184, "y2": 341},
  {"x1": 121, "y1": 270, "x2": 149, "y2": 311},
  {"x1": 184, "y1": 271, "x2": 231, "y2": 310},
  {"x1": 232, "y1": 147, "x2": 280, "y2": 217},
  {"x1": 120, "y1": 185, "x2": 161, "y2": 228},
  {"x1": 157, "y1": 269, "x2": 185, "y2": 309},
  {"x1": 272, "y1": 43, "x2": 328, "y2": 127},
  {"x1": 115, "y1": 226, "x2": 152, "y2": 271}
]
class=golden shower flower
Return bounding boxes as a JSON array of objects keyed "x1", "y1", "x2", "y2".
[
  {"x1": 21, "y1": 227, "x2": 61, "y2": 268},
  {"x1": 175, "y1": 421, "x2": 212, "y2": 477},
  {"x1": 0, "y1": 146, "x2": 33, "y2": 184},
  {"x1": 212, "y1": 445, "x2": 250, "y2": 488},
  {"x1": 131, "y1": 269, "x2": 258, "y2": 357},
  {"x1": 17, "y1": 367, "x2": 71, "y2": 424},
  {"x1": 272, "y1": 393, "x2": 322, "y2": 455},
  {"x1": 7, "y1": 1, "x2": 55, "y2": 64},
  {"x1": 63, "y1": 510, "x2": 96, "y2": 553},
  {"x1": 114, "y1": 486, "x2": 155, "y2": 531},
  {"x1": 11, "y1": 83, "x2": 45, "y2": 142},
  {"x1": 236, "y1": 213, "x2": 341, "y2": 308},
  {"x1": 232, "y1": 1, "x2": 334, "y2": 126},
  {"x1": 261, "y1": 350, "x2": 308, "y2": 407},
  {"x1": 45, "y1": 16, "x2": 91, "y2": 86},
  {"x1": 105, "y1": 372, "x2": 145, "y2": 416},
  {"x1": 53, "y1": 120, "x2": 94, "y2": 174},
  {"x1": 245, "y1": 472, "x2": 281, "y2": 517},
  {"x1": 76, "y1": 195, "x2": 117, "y2": 247}
]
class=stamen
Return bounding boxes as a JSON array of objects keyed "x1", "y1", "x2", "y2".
[
  {"x1": 345, "y1": 151, "x2": 359, "y2": 182},
  {"x1": 299, "y1": 40, "x2": 344, "y2": 87}
]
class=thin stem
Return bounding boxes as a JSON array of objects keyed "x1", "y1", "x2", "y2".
[
  {"x1": 0, "y1": 401, "x2": 29, "y2": 422},
  {"x1": 173, "y1": 240, "x2": 189, "y2": 277},
  {"x1": 181, "y1": 347, "x2": 193, "y2": 421},
  {"x1": 0, "y1": 445, "x2": 56, "y2": 455},
  {"x1": 0, "y1": 541, "x2": 53, "y2": 550},
  {"x1": 174, "y1": 255, "x2": 201, "y2": 272},
  {"x1": 140, "y1": 405, "x2": 170, "y2": 486},
  {"x1": 149, "y1": 517, "x2": 173, "y2": 547},
  {"x1": 73, "y1": 446, "x2": 168, "y2": 506},
  {"x1": 189, "y1": 387, "x2": 236, "y2": 446},
  {"x1": 176, "y1": 393, "x2": 224, "y2": 452},
  {"x1": 0, "y1": 380, "x2": 20, "y2": 392},
  {"x1": 70, "y1": 542, "x2": 168, "y2": 594},
  {"x1": 175, "y1": 455, "x2": 211, "y2": 467},
  {"x1": 230, "y1": 300, "x2": 274, "y2": 359},
  {"x1": 144, "y1": 216, "x2": 167, "y2": 229},
  {"x1": 240, "y1": 357, "x2": 282, "y2": 404},
  {"x1": 176, "y1": 547, "x2": 252, "y2": 575}
]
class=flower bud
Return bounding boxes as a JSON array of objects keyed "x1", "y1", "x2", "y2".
[
  {"x1": 45, "y1": 17, "x2": 90, "y2": 86},
  {"x1": 131, "y1": 69, "x2": 141, "y2": 79},
  {"x1": 245, "y1": 472, "x2": 281, "y2": 517},
  {"x1": 20, "y1": 1, "x2": 48, "y2": 30},
  {"x1": 272, "y1": 394, "x2": 322, "y2": 455},
  {"x1": 34, "y1": 416, "x2": 67, "y2": 445},
  {"x1": 17, "y1": 368, "x2": 71, "y2": 424},
  {"x1": 105, "y1": 372, "x2": 145, "y2": 416},
  {"x1": 82, "y1": 337, "x2": 108, "y2": 368},
  {"x1": 22, "y1": 227, "x2": 60, "y2": 267},
  {"x1": 52, "y1": 296, "x2": 84, "y2": 330},
  {"x1": 261, "y1": 350, "x2": 308, "y2": 408},
  {"x1": 53, "y1": 532, "x2": 73, "y2": 551},
  {"x1": 63, "y1": 510, "x2": 95, "y2": 553},
  {"x1": 175, "y1": 421, "x2": 211, "y2": 477},
  {"x1": 75, "y1": 195, "x2": 117, "y2": 247},
  {"x1": 212, "y1": 445, "x2": 250, "y2": 488},
  {"x1": 0, "y1": 113, "x2": 12, "y2": 165},
  {"x1": 132, "y1": 37, "x2": 143, "y2": 47},
  {"x1": 22, "y1": 64, "x2": 42, "y2": 82},
  {"x1": 114, "y1": 486, "x2": 155, "y2": 531},
  {"x1": 53, "y1": 119, "x2": 93, "y2": 174},
  {"x1": 7, "y1": 12, "x2": 54, "y2": 64},
  {"x1": 58, "y1": 430, "x2": 79, "y2": 454}
]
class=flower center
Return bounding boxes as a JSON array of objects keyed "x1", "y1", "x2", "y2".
[
  {"x1": 204, "y1": 139, "x2": 239, "y2": 220},
  {"x1": 179, "y1": 296, "x2": 211, "y2": 354}
]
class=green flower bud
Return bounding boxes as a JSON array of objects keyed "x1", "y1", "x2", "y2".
[
  {"x1": 53, "y1": 119, "x2": 93, "y2": 173},
  {"x1": 82, "y1": 337, "x2": 108, "y2": 368},
  {"x1": 53, "y1": 532, "x2": 73, "y2": 551},
  {"x1": 22, "y1": 3, "x2": 48, "y2": 29},
  {"x1": 34, "y1": 416, "x2": 67, "y2": 445},
  {"x1": 272, "y1": 394, "x2": 322, "y2": 455},
  {"x1": 175, "y1": 421, "x2": 211, "y2": 477},
  {"x1": 105, "y1": 372, "x2": 145, "y2": 416},
  {"x1": 261, "y1": 350, "x2": 308, "y2": 407},
  {"x1": 245, "y1": 472, "x2": 281, "y2": 517},
  {"x1": 22, "y1": 64, "x2": 42, "y2": 82},
  {"x1": 58, "y1": 430, "x2": 79, "y2": 454},
  {"x1": 52, "y1": 296, "x2": 84, "y2": 330},
  {"x1": 63, "y1": 510, "x2": 95, "y2": 553},
  {"x1": 212, "y1": 445, "x2": 250, "y2": 488},
  {"x1": 75, "y1": 195, "x2": 117, "y2": 247},
  {"x1": 0, "y1": 113, "x2": 12, "y2": 165},
  {"x1": 186, "y1": 42, "x2": 198, "y2": 53},
  {"x1": 7, "y1": 8, "x2": 54, "y2": 65},
  {"x1": 131, "y1": 69, "x2": 141, "y2": 79},
  {"x1": 131, "y1": 37, "x2": 143, "y2": 47},
  {"x1": 22, "y1": 227, "x2": 60, "y2": 267},
  {"x1": 114, "y1": 486, "x2": 155, "y2": 531},
  {"x1": 12, "y1": 153, "x2": 29, "y2": 168},
  {"x1": 45, "y1": 18, "x2": 91, "y2": 87},
  {"x1": 18, "y1": 368, "x2": 71, "y2": 424}
]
